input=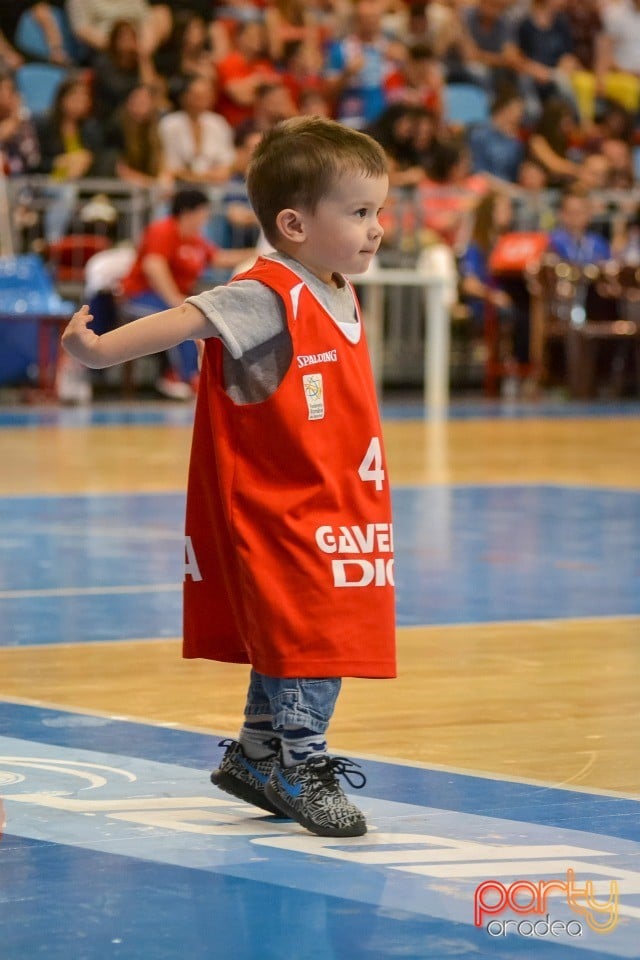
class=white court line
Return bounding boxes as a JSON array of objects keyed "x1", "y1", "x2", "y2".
[{"x1": 0, "y1": 584, "x2": 180, "y2": 600}]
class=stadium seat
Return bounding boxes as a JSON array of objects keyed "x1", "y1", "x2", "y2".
[
  {"x1": 15, "y1": 6, "x2": 80, "y2": 63},
  {"x1": 0, "y1": 254, "x2": 74, "y2": 389},
  {"x1": 15, "y1": 63, "x2": 67, "y2": 116},
  {"x1": 444, "y1": 83, "x2": 490, "y2": 126}
]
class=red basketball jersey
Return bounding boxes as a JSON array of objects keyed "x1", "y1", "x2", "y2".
[{"x1": 183, "y1": 257, "x2": 396, "y2": 678}]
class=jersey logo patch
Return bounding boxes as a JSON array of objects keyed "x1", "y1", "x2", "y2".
[{"x1": 302, "y1": 373, "x2": 325, "y2": 420}]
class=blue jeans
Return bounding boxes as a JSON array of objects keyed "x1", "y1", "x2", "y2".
[
  {"x1": 126, "y1": 291, "x2": 199, "y2": 381},
  {"x1": 244, "y1": 669, "x2": 341, "y2": 735}
]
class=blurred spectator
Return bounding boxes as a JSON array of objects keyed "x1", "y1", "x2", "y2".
[
  {"x1": 568, "y1": 0, "x2": 640, "y2": 124},
  {"x1": 34, "y1": 72, "x2": 105, "y2": 180},
  {"x1": 384, "y1": 41, "x2": 443, "y2": 119},
  {"x1": 214, "y1": 122, "x2": 262, "y2": 249},
  {"x1": 413, "y1": 105, "x2": 439, "y2": 170},
  {"x1": 159, "y1": 73, "x2": 235, "y2": 186},
  {"x1": 419, "y1": 138, "x2": 490, "y2": 249},
  {"x1": 612, "y1": 206, "x2": 640, "y2": 264},
  {"x1": 592, "y1": 0, "x2": 640, "y2": 114},
  {"x1": 65, "y1": 0, "x2": 170, "y2": 60},
  {"x1": 250, "y1": 81, "x2": 297, "y2": 132},
  {"x1": 211, "y1": 1, "x2": 266, "y2": 63},
  {"x1": 564, "y1": 0, "x2": 602, "y2": 71},
  {"x1": 34, "y1": 72, "x2": 106, "y2": 240},
  {"x1": 514, "y1": 159, "x2": 554, "y2": 230},
  {"x1": 279, "y1": 38, "x2": 327, "y2": 109},
  {"x1": 148, "y1": 0, "x2": 216, "y2": 51},
  {"x1": 548, "y1": 186, "x2": 611, "y2": 264},
  {"x1": 459, "y1": 189, "x2": 531, "y2": 374},
  {"x1": 571, "y1": 1, "x2": 640, "y2": 121},
  {"x1": 527, "y1": 96, "x2": 582, "y2": 186},
  {"x1": 325, "y1": 0, "x2": 398, "y2": 128},
  {"x1": 152, "y1": 8, "x2": 213, "y2": 90},
  {"x1": 0, "y1": 1, "x2": 69, "y2": 67},
  {"x1": 93, "y1": 20, "x2": 155, "y2": 121},
  {"x1": 381, "y1": 0, "x2": 409, "y2": 38},
  {"x1": 214, "y1": 20, "x2": 280, "y2": 127},
  {"x1": 575, "y1": 151, "x2": 613, "y2": 193},
  {"x1": 298, "y1": 87, "x2": 332, "y2": 117},
  {"x1": 264, "y1": 0, "x2": 322, "y2": 62},
  {"x1": 584, "y1": 98, "x2": 635, "y2": 149},
  {"x1": 120, "y1": 187, "x2": 253, "y2": 397},
  {"x1": 423, "y1": 0, "x2": 463, "y2": 61},
  {"x1": 366, "y1": 102, "x2": 427, "y2": 187},
  {"x1": 504, "y1": 0, "x2": 581, "y2": 119},
  {"x1": 453, "y1": 0, "x2": 516, "y2": 90},
  {"x1": 0, "y1": 70, "x2": 40, "y2": 175},
  {"x1": 404, "y1": 0, "x2": 428, "y2": 43},
  {"x1": 548, "y1": 186, "x2": 617, "y2": 334},
  {"x1": 0, "y1": 30, "x2": 24, "y2": 73},
  {"x1": 103, "y1": 82, "x2": 170, "y2": 188},
  {"x1": 303, "y1": 0, "x2": 352, "y2": 44},
  {"x1": 468, "y1": 88, "x2": 526, "y2": 184},
  {"x1": 600, "y1": 137, "x2": 634, "y2": 189}
]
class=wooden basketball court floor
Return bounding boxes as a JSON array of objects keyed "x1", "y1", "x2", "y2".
[{"x1": 0, "y1": 396, "x2": 639, "y2": 959}]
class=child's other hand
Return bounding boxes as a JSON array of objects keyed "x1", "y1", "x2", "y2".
[{"x1": 61, "y1": 305, "x2": 102, "y2": 368}]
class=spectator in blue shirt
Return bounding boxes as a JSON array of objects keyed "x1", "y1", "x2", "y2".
[
  {"x1": 549, "y1": 187, "x2": 611, "y2": 264},
  {"x1": 504, "y1": 0, "x2": 581, "y2": 120},
  {"x1": 468, "y1": 89, "x2": 525, "y2": 183},
  {"x1": 325, "y1": 0, "x2": 397, "y2": 128},
  {"x1": 455, "y1": 0, "x2": 516, "y2": 89},
  {"x1": 459, "y1": 190, "x2": 531, "y2": 368}
]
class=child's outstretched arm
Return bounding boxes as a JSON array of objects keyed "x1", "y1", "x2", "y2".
[{"x1": 62, "y1": 302, "x2": 211, "y2": 370}]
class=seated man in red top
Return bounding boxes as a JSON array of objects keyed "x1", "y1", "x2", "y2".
[{"x1": 121, "y1": 188, "x2": 251, "y2": 397}]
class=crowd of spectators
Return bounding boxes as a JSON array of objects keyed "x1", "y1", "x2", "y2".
[
  {"x1": 2, "y1": 0, "x2": 640, "y2": 395},
  {"x1": 2, "y1": 1, "x2": 640, "y2": 242}
]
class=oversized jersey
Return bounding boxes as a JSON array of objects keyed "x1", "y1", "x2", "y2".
[{"x1": 183, "y1": 257, "x2": 396, "y2": 678}]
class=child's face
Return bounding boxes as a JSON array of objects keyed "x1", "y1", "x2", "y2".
[{"x1": 293, "y1": 171, "x2": 388, "y2": 282}]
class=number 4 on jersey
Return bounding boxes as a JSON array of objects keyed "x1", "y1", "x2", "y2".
[{"x1": 358, "y1": 437, "x2": 385, "y2": 490}]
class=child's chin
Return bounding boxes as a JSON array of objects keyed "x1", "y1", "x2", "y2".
[{"x1": 348, "y1": 257, "x2": 375, "y2": 275}]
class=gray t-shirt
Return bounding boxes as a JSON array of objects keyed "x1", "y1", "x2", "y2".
[{"x1": 187, "y1": 252, "x2": 359, "y2": 404}]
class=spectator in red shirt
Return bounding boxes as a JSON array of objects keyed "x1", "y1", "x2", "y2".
[
  {"x1": 214, "y1": 20, "x2": 280, "y2": 128},
  {"x1": 384, "y1": 41, "x2": 444, "y2": 120},
  {"x1": 279, "y1": 38, "x2": 328, "y2": 110},
  {"x1": 121, "y1": 188, "x2": 253, "y2": 397}
]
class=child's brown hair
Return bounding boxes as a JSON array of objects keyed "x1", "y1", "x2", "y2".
[{"x1": 247, "y1": 116, "x2": 388, "y2": 245}]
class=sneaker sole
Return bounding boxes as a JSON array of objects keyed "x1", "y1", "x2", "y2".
[
  {"x1": 264, "y1": 782, "x2": 367, "y2": 837},
  {"x1": 211, "y1": 769, "x2": 285, "y2": 817}
]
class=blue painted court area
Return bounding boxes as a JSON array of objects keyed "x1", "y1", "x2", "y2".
[
  {"x1": 0, "y1": 702, "x2": 638, "y2": 960},
  {"x1": 1, "y1": 484, "x2": 638, "y2": 646},
  {"x1": 1, "y1": 398, "x2": 640, "y2": 429}
]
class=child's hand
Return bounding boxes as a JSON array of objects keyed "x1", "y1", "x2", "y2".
[{"x1": 61, "y1": 305, "x2": 102, "y2": 368}]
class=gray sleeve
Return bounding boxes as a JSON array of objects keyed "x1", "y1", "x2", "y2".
[{"x1": 186, "y1": 280, "x2": 287, "y2": 359}]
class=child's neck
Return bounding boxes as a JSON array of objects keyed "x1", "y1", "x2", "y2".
[{"x1": 273, "y1": 247, "x2": 341, "y2": 287}]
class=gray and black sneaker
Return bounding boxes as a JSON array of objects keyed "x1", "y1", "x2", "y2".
[
  {"x1": 211, "y1": 738, "x2": 283, "y2": 816},
  {"x1": 264, "y1": 754, "x2": 367, "y2": 837}
]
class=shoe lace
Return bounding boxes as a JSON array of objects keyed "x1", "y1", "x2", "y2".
[{"x1": 306, "y1": 755, "x2": 367, "y2": 793}]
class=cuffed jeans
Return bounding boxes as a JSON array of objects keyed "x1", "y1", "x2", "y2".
[{"x1": 243, "y1": 669, "x2": 341, "y2": 735}]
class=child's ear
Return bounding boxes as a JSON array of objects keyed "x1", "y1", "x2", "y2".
[{"x1": 276, "y1": 208, "x2": 306, "y2": 244}]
